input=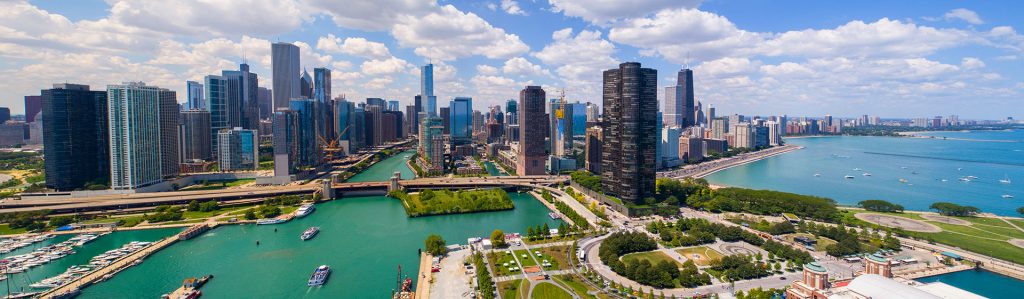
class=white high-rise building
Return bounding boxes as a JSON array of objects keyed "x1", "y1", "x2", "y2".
[
  {"x1": 766, "y1": 121, "x2": 782, "y2": 146},
  {"x1": 732, "y1": 123, "x2": 753, "y2": 149},
  {"x1": 108, "y1": 82, "x2": 177, "y2": 190}
]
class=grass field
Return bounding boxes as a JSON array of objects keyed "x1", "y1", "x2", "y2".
[
  {"x1": 843, "y1": 210, "x2": 1024, "y2": 265},
  {"x1": 513, "y1": 249, "x2": 538, "y2": 267},
  {"x1": 674, "y1": 246, "x2": 725, "y2": 266},
  {"x1": 488, "y1": 251, "x2": 522, "y2": 277},
  {"x1": 621, "y1": 251, "x2": 681, "y2": 267},
  {"x1": 498, "y1": 278, "x2": 528, "y2": 299},
  {"x1": 781, "y1": 233, "x2": 838, "y2": 252},
  {"x1": 180, "y1": 178, "x2": 255, "y2": 191},
  {"x1": 539, "y1": 245, "x2": 571, "y2": 270},
  {"x1": 0, "y1": 224, "x2": 28, "y2": 235},
  {"x1": 531, "y1": 282, "x2": 573, "y2": 299},
  {"x1": 397, "y1": 189, "x2": 514, "y2": 216},
  {"x1": 182, "y1": 205, "x2": 248, "y2": 219}
]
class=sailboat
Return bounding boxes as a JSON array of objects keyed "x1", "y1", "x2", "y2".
[{"x1": 999, "y1": 174, "x2": 1011, "y2": 184}]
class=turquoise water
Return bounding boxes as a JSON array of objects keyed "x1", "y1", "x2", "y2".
[
  {"x1": 79, "y1": 151, "x2": 562, "y2": 298},
  {"x1": 1, "y1": 228, "x2": 180, "y2": 294},
  {"x1": 345, "y1": 151, "x2": 416, "y2": 182},
  {"x1": 916, "y1": 269, "x2": 1023, "y2": 298},
  {"x1": 704, "y1": 132, "x2": 1024, "y2": 215},
  {"x1": 484, "y1": 161, "x2": 508, "y2": 176}
]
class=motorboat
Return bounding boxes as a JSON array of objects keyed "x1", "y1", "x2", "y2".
[
  {"x1": 862, "y1": 173, "x2": 872, "y2": 176},
  {"x1": 844, "y1": 175, "x2": 855, "y2": 179},
  {"x1": 308, "y1": 265, "x2": 331, "y2": 286},
  {"x1": 295, "y1": 204, "x2": 315, "y2": 218},
  {"x1": 301, "y1": 227, "x2": 320, "y2": 241},
  {"x1": 814, "y1": 173, "x2": 821, "y2": 177},
  {"x1": 256, "y1": 218, "x2": 286, "y2": 225},
  {"x1": 1003, "y1": 195, "x2": 1015, "y2": 199}
]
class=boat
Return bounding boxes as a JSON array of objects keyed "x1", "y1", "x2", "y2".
[
  {"x1": 999, "y1": 174, "x2": 1011, "y2": 184},
  {"x1": 1003, "y1": 195, "x2": 1015, "y2": 199},
  {"x1": 548, "y1": 212, "x2": 560, "y2": 220},
  {"x1": 844, "y1": 175, "x2": 855, "y2": 179},
  {"x1": 295, "y1": 204, "x2": 315, "y2": 217},
  {"x1": 853, "y1": 168, "x2": 862, "y2": 171},
  {"x1": 256, "y1": 218, "x2": 286, "y2": 225},
  {"x1": 957, "y1": 167, "x2": 963, "y2": 171},
  {"x1": 958, "y1": 177, "x2": 971, "y2": 182},
  {"x1": 862, "y1": 173, "x2": 872, "y2": 176},
  {"x1": 814, "y1": 173, "x2": 821, "y2": 177},
  {"x1": 2, "y1": 292, "x2": 41, "y2": 299},
  {"x1": 308, "y1": 265, "x2": 331, "y2": 286},
  {"x1": 301, "y1": 227, "x2": 320, "y2": 241}
]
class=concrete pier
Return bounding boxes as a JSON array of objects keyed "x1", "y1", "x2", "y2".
[{"x1": 39, "y1": 235, "x2": 181, "y2": 298}]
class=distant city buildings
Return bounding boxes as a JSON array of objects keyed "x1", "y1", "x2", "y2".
[{"x1": 217, "y1": 128, "x2": 258, "y2": 171}]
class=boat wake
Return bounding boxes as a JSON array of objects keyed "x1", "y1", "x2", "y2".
[{"x1": 863, "y1": 151, "x2": 1024, "y2": 167}]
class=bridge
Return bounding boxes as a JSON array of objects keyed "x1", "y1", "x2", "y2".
[{"x1": 330, "y1": 175, "x2": 568, "y2": 195}]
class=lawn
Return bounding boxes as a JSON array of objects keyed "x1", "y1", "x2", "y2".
[
  {"x1": 180, "y1": 178, "x2": 255, "y2": 191},
  {"x1": 621, "y1": 251, "x2": 681, "y2": 267},
  {"x1": 782, "y1": 233, "x2": 838, "y2": 252},
  {"x1": 674, "y1": 246, "x2": 725, "y2": 267},
  {"x1": 844, "y1": 210, "x2": 1024, "y2": 265},
  {"x1": 531, "y1": 282, "x2": 573, "y2": 299},
  {"x1": 0, "y1": 224, "x2": 27, "y2": 235},
  {"x1": 498, "y1": 279, "x2": 528, "y2": 299},
  {"x1": 539, "y1": 245, "x2": 572, "y2": 270},
  {"x1": 394, "y1": 189, "x2": 514, "y2": 217},
  {"x1": 487, "y1": 251, "x2": 523, "y2": 277},
  {"x1": 513, "y1": 249, "x2": 538, "y2": 267},
  {"x1": 518, "y1": 248, "x2": 560, "y2": 270}
]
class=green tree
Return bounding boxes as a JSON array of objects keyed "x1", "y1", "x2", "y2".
[
  {"x1": 858, "y1": 199, "x2": 904, "y2": 213},
  {"x1": 1017, "y1": 206, "x2": 1024, "y2": 216},
  {"x1": 490, "y1": 229, "x2": 506, "y2": 248},
  {"x1": 187, "y1": 200, "x2": 200, "y2": 211},
  {"x1": 48, "y1": 215, "x2": 75, "y2": 227},
  {"x1": 527, "y1": 226, "x2": 536, "y2": 240},
  {"x1": 244, "y1": 210, "x2": 257, "y2": 220},
  {"x1": 542, "y1": 223, "x2": 550, "y2": 236},
  {"x1": 929, "y1": 202, "x2": 980, "y2": 216},
  {"x1": 424, "y1": 234, "x2": 446, "y2": 256}
]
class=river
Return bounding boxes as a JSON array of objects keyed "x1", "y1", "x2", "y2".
[{"x1": 76, "y1": 150, "x2": 561, "y2": 298}]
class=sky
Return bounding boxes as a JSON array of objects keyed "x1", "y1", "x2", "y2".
[{"x1": 1, "y1": 0, "x2": 1022, "y2": 120}]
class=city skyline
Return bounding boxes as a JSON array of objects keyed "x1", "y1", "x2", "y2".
[{"x1": 1, "y1": 0, "x2": 1023, "y2": 119}]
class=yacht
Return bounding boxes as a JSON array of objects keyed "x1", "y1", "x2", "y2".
[
  {"x1": 844, "y1": 175, "x2": 855, "y2": 179},
  {"x1": 814, "y1": 173, "x2": 821, "y2": 177},
  {"x1": 999, "y1": 174, "x2": 1011, "y2": 184},
  {"x1": 853, "y1": 168, "x2": 862, "y2": 171},
  {"x1": 256, "y1": 218, "x2": 286, "y2": 225},
  {"x1": 301, "y1": 227, "x2": 320, "y2": 241},
  {"x1": 295, "y1": 204, "x2": 315, "y2": 218},
  {"x1": 308, "y1": 265, "x2": 331, "y2": 287},
  {"x1": 958, "y1": 177, "x2": 971, "y2": 182},
  {"x1": 898, "y1": 178, "x2": 908, "y2": 183},
  {"x1": 1003, "y1": 195, "x2": 1015, "y2": 199},
  {"x1": 862, "y1": 173, "x2": 872, "y2": 176}
]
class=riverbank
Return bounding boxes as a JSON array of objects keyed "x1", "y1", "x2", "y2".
[{"x1": 658, "y1": 144, "x2": 803, "y2": 179}]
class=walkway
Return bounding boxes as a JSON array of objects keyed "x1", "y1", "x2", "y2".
[
  {"x1": 40, "y1": 236, "x2": 180, "y2": 298},
  {"x1": 658, "y1": 144, "x2": 802, "y2": 179}
]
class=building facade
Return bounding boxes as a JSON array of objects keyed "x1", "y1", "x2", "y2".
[
  {"x1": 217, "y1": 128, "x2": 258, "y2": 171},
  {"x1": 601, "y1": 62, "x2": 658, "y2": 204},
  {"x1": 179, "y1": 109, "x2": 212, "y2": 162},
  {"x1": 518, "y1": 86, "x2": 547, "y2": 175},
  {"x1": 107, "y1": 82, "x2": 178, "y2": 190},
  {"x1": 271, "y1": 42, "x2": 300, "y2": 109},
  {"x1": 41, "y1": 84, "x2": 109, "y2": 191}
]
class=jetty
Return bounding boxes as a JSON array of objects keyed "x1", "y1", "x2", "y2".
[
  {"x1": 37, "y1": 225, "x2": 212, "y2": 298},
  {"x1": 162, "y1": 275, "x2": 212, "y2": 299}
]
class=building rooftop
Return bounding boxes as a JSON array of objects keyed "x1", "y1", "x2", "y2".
[
  {"x1": 804, "y1": 262, "x2": 828, "y2": 273},
  {"x1": 867, "y1": 253, "x2": 888, "y2": 263}
]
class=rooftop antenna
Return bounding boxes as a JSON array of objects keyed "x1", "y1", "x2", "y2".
[{"x1": 684, "y1": 51, "x2": 691, "y2": 69}]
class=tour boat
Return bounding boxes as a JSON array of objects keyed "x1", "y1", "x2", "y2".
[
  {"x1": 295, "y1": 204, "x2": 315, "y2": 218},
  {"x1": 308, "y1": 265, "x2": 331, "y2": 286},
  {"x1": 1003, "y1": 195, "x2": 1014, "y2": 199},
  {"x1": 256, "y1": 218, "x2": 286, "y2": 225},
  {"x1": 844, "y1": 175, "x2": 855, "y2": 179},
  {"x1": 301, "y1": 227, "x2": 320, "y2": 241}
]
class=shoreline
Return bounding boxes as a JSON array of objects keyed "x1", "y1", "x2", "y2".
[{"x1": 659, "y1": 144, "x2": 803, "y2": 180}]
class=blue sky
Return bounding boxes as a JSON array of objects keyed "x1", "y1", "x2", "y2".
[{"x1": 2, "y1": 0, "x2": 1022, "y2": 119}]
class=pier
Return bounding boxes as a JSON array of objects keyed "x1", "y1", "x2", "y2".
[{"x1": 38, "y1": 229, "x2": 190, "y2": 298}]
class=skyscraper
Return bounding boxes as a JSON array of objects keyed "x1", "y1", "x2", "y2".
[
  {"x1": 186, "y1": 81, "x2": 204, "y2": 110},
  {"x1": 218, "y1": 127, "x2": 258, "y2": 171},
  {"x1": 388, "y1": 100, "x2": 400, "y2": 112},
  {"x1": 107, "y1": 82, "x2": 178, "y2": 189},
  {"x1": 518, "y1": 86, "x2": 546, "y2": 175},
  {"x1": 505, "y1": 99, "x2": 519, "y2": 143},
  {"x1": 450, "y1": 97, "x2": 473, "y2": 144},
  {"x1": 412, "y1": 95, "x2": 422, "y2": 134},
  {"x1": 24, "y1": 95, "x2": 41, "y2": 123},
  {"x1": 205, "y1": 75, "x2": 228, "y2": 158},
  {"x1": 678, "y1": 68, "x2": 695, "y2": 127},
  {"x1": 421, "y1": 64, "x2": 437, "y2": 117},
  {"x1": 549, "y1": 98, "x2": 573, "y2": 156},
  {"x1": 41, "y1": 84, "x2": 108, "y2": 191},
  {"x1": 664, "y1": 85, "x2": 682, "y2": 127},
  {"x1": 601, "y1": 62, "x2": 658, "y2": 204},
  {"x1": 366, "y1": 98, "x2": 386, "y2": 108},
  {"x1": 314, "y1": 67, "x2": 333, "y2": 140},
  {"x1": 271, "y1": 42, "x2": 300, "y2": 109},
  {"x1": 179, "y1": 109, "x2": 212, "y2": 162},
  {"x1": 257, "y1": 87, "x2": 272, "y2": 120},
  {"x1": 585, "y1": 102, "x2": 599, "y2": 122},
  {"x1": 440, "y1": 107, "x2": 450, "y2": 134},
  {"x1": 223, "y1": 63, "x2": 260, "y2": 130},
  {"x1": 0, "y1": 107, "x2": 9, "y2": 123},
  {"x1": 300, "y1": 68, "x2": 313, "y2": 99}
]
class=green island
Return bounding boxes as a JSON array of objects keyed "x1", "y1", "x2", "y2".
[{"x1": 387, "y1": 188, "x2": 514, "y2": 217}]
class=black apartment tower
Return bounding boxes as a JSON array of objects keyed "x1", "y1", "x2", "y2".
[
  {"x1": 601, "y1": 62, "x2": 658, "y2": 204},
  {"x1": 41, "y1": 84, "x2": 110, "y2": 191}
]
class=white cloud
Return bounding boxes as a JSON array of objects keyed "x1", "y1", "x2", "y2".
[
  {"x1": 108, "y1": 0, "x2": 306, "y2": 36},
  {"x1": 360, "y1": 56, "x2": 413, "y2": 75},
  {"x1": 471, "y1": 75, "x2": 532, "y2": 106},
  {"x1": 943, "y1": 8, "x2": 983, "y2": 25},
  {"x1": 760, "y1": 18, "x2": 969, "y2": 59},
  {"x1": 608, "y1": 8, "x2": 762, "y2": 62},
  {"x1": 697, "y1": 57, "x2": 762, "y2": 78},
  {"x1": 501, "y1": 0, "x2": 527, "y2": 16},
  {"x1": 476, "y1": 65, "x2": 499, "y2": 75},
  {"x1": 363, "y1": 76, "x2": 393, "y2": 90},
  {"x1": 548, "y1": 0, "x2": 702, "y2": 25},
  {"x1": 316, "y1": 34, "x2": 392, "y2": 59},
  {"x1": 502, "y1": 57, "x2": 549, "y2": 77},
  {"x1": 391, "y1": 4, "x2": 529, "y2": 61},
  {"x1": 961, "y1": 57, "x2": 985, "y2": 69},
  {"x1": 308, "y1": 0, "x2": 435, "y2": 32},
  {"x1": 533, "y1": 28, "x2": 619, "y2": 102}
]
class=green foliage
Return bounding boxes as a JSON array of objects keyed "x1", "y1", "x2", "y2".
[
  {"x1": 1018, "y1": 207, "x2": 1024, "y2": 216},
  {"x1": 0, "y1": 210, "x2": 50, "y2": 230},
  {"x1": 930, "y1": 202, "x2": 980, "y2": 216},
  {"x1": 473, "y1": 252, "x2": 496, "y2": 299},
  {"x1": 424, "y1": 234, "x2": 446, "y2": 256},
  {"x1": 0, "y1": 177, "x2": 22, "y2": 189},
  {"x1": 48, "y1": 215, "x2": 75, "y2": 227},
  {"x1": 711, "y1": 255, "x2": 770, "y2": 281},
  {"x1": 490, "y1": 229, "x2": 506, "y2": 248},
  {"x1": 244, "y1": 210, "x2": 257, "y2": 220},
  {"x1": 198, "y1": 201, "x2": 220, "y2": 212},
  {"x1": 688, "y1": 187, "x2": 839, "y2": 221},
  {"x1": 187, "y1": 200, "x2": 201, "y2": 211},
  {"x1": 762, "y1": 240, "x2": 813, "y2": 265},
  {"x1": 397, "y1": 189, "x2": 514, "y2": 217},
  {"x1": 265, "y1": 195, "x2": 304, "y2": 206},
  {"x1": 553, "y1": 200, "x2": 591, "y2": 230},
  {"x1": 257, "y1": 205, "x2": 281, "y2": 218},
  {"x1": 736, "y1": 287, "x2": 786, "y2": 299},
  {"x1": 569, "y1": 170, "x2": 602, "y2": 192},
  {"x1": 144, "y1": 205, "x2": 184, "y2": 223},
  {"x1": 0, "y1": 152, "x2": 43, "y2": 171},
  {"x1": 858, "y1": 200, "x2": 905, "y2": 213},
  {"x1": 648, "y1": 218, "x2": 764, "y2": 248}
]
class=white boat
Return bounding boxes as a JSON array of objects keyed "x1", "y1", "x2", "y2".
[
  {"x1": 958, "y1": 177, "x2": 971, "y2": 182},
  {"x1": 844, "y1": 175, "x2": 855, "y2": 179},
  {"x1": 308, "y1": 265, "x2": 331, "y2": 286},
  {"x1": 853, "y1": 168, "x2": 862, "y2": 171},
  {"x1": 814, "y1": 173, "x2": 821, "y2": 177},
  {"x1": 256, "y1": 218, "x2": 286, "y2": 225},
  {"x1": 999, "y1": 174, "x2": 1011, "y2": 184},
  {"x1": 301, "y1": 227, "x2": 320, "y2": 241},
  {"x1": 1003, "y1": 195, "x2": 1014, "y2": 199},
  {"x1": 862, "y1": 173, "x2": 872, "y2": 176},
  {"x1": 295, "y1": 204, "x2": 315, "y2": 218}
]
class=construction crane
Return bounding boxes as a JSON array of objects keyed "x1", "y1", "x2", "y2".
[{"x1": 319, "y1": 125, "x2": 351, "y2": 162}]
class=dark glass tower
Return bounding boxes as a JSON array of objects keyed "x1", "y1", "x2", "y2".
[
  {"x1": 678, "y1": 68, "x2": 695, "y2": 127},
  {"x1": 518, "y1": 86, "x2": 547, "y2": 175},
  {"x1": 41, "y1": 84, "x2": 109, "y2": 190},
  {"x1": 601, "y1": 62, "x2": 658, "y2": 204}
]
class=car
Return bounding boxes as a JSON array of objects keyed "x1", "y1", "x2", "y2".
[{"x1": 779, "y1": 276, "x2": 787, "y2": 280}]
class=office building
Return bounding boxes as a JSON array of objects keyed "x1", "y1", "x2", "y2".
[
  {"x1": 271, "y1": 42, "x2": 300, "y2": 109},
  {"x1": 549, "y1": 98, "x2": 574, "y2": 156},
  {"x1": 179, "y1": 109, "x2": 212, "y2": 161},
  {"x1": 41, "y1": 84, "x2": 108, "y2": 191},
  {"x1": 440, "y1": 107, "x2": 451, "y2": 134},
  {"x1": 217, "y1": 127, "x2": 258, "y2": 171},
  {"x1": 388, "y1": 100, "x2": 400, "y2": 112},
  {"x1": 662, "y1": 125, "x2": 682, "y2": 166},
  {"x1": 412, "y1": 95, "x2": 422, "y2": 134},
  {"x1": 405, "y1": 105, "x2": 417, "y2": 137},
  {"x1": 421, "y1": 64, "x2": 436, "y2": 116},
  {"x1": 732, "y1": 123, "x2": 753, "y2": 149},
  {"x1": 313, "y1": 67, "x2": 333, "y2": 140},
  {"x1": 585, "y1": 125, "x2": 603, "y2": 174},
  {"x1": 25, "y1": 95, "x2": 42, "y2": 123},
  {"x1": 505, "y1": 99, "x2": 519, "y2": 143},
  {"x1": 679, "y1": 137, "x2": 704, "y2": 162},
  {"x1": 334, "y1": 98, "x2": 355, "y2": 155},
  {"x1": 766, "y1": 121, "x2": 782, "y2": 146},
  {"x1": 186, "y1": 81, "x2": 204, "y2": 110},
  {"x1": 449, "y1": 97, "x2": 472, "y2": 144},
  {"x1": 754, "y1": 126, "x2": 769, "y2": 148},
  {"x1": 107, "y1": 82, "x2": 178, "y2": 190},
  {"x1": 518, "y1": 86, "x2": 547, "y2": 175},
  {"x1": 205, "y1": 75, "x2": 228, "y2": 158},
  {"x1": 300, "y1": 69, "x2": 312, "y2": 99},
  {"x1": 601, "y1": 62, "x2": 658, "y2": 204},
  {"x1": 664, "y1": 68, "x2": 695, "y2": 127},
  {"x1": 0, "y1": 122, "x2": 24, "y2": 146},
  {"x1": 257, "y1": 87, "x2": 272, "y2": 120},
  {"x1": 585, "y1": 102, "x2": 599, "y2": 122},
  {"x1": 222, "y1": 63, "x2": 260, "y2": 130},
  {"x1": 0, "y1": 107, "x2": 9, "y2": 123}
]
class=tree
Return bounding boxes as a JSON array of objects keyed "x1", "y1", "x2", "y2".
[
  {"x1": 490, "y1": 230, "x2": 506, "y2": 248},
  {"x1": 48, "y1": 215, "x2": 75, "y2": 227},
  {"x1": 558, "y1": 223, "x2": 567, "y2": 238},
  {"x1": 527, "y1": 226, "x2": 536, "y2": 240},
  {"x1": 858, "y1": 199, "x2": 904, "y2": 213},
  {"x1": 542, "y1": 223, "x2": 551, "y2": 237},
  {"x1": 244, "y1": 210, "x2": 257, "y2": 220},
  {"x1": 1018, "y1": 206, "x2": 1024, "y2": 216},
  {"x1": 929, "y1": 202, "x2": 980, "y2": 217},
  {"x1": 187, "y1": 200, "x2": 201, "y2": 211},
  {"x1": 424, "y1": 234, "x2": 446, "y2": 256}
]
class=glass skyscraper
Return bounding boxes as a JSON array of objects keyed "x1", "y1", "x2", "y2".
[
  {"x1": 601, "y1": 62, "x2": 658, "y2": 204},
  {"x1": 107, "y1": 82, "x2": 178, "y2": 190},
  {"x1": 449, "y1": 97, "x2": 472, "y2": 144},
  {"x1": 41, "y1": 83, "x2": 108, "y2": 191}
]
